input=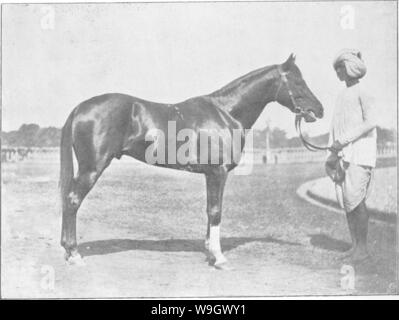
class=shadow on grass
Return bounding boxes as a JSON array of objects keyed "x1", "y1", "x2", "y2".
[
  {"x1": 78, "y1": 236, "x2": 300, "y2": 257},
  {"x1": 306, "y1": 190, "x2": 397, "y2": 225},
  {"x1": 309, "y1": 233, "x2": 351, "y2": 252}
]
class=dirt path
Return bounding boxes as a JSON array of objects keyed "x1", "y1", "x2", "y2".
[{"x1": 1, "y1": 158, "x2": 397, "y2": 298}]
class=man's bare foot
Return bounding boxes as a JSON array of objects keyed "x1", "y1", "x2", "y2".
[
  {"x1": 352, "y1": 249, "x2": 370, "y2": 263},
  {"x1": 337, "y1": 247, "x2": 355, "y2": 261}
]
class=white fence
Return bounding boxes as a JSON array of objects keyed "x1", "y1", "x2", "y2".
[
  {"x1": 245, "y1": 145, "x2": 397, "y2": 164},
  {"x1": 2, "y1": 145, "x2": 397, "y2": 164},
  {"x1": 2, "y1": 147, "x2": 58, "y2": 163}
]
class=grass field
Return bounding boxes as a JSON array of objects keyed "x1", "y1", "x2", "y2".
[{"x1": 1, "y1": 157, "x2": 397, "y2": 297}]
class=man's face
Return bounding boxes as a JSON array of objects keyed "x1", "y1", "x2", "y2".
[{"x1": 335, "y1": 64, "x2": 347, "y2": 81}]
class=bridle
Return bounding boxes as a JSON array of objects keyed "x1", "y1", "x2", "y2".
[
  {"x1": 275, "y1": 67, "x2": 331, "y2": 152},
  {"x1": 274, "y1": 67, "x2": 303, "y2": 115}
]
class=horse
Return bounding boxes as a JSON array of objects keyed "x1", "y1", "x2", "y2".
[{"x1": 59, "y1": 54, "x2": 323, "y2": 268}]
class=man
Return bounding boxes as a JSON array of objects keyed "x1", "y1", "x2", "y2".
[{"x1": 326, "y1": 49, "x2": 377, "y2": 262}]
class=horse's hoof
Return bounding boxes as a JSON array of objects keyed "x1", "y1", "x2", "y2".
[
  {"x1": 205, "y1": 254, "x2": 216, "y2": 265},
  {"x1": 66, "y1": 253, "x2": 86, "y2": 266},
  {"x1": 214, "y1": 261, "x2": 233, "y2": 271}
]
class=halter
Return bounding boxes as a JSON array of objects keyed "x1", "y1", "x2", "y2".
[{"x1": 275, "y1": 67, "x2": 331, "y2": 152}]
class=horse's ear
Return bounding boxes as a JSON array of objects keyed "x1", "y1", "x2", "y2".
[{"x1": 281, "y1": 53, "x2": 296, "y2": 72}]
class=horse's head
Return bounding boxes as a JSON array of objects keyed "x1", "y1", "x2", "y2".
[{"x1": 275, "y1": 54, "x2": 323, "y2": 122}]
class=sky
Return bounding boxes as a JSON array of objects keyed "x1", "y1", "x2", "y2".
[{"x1": 2, "y1": 1, "x2": 397, "y2": 137}]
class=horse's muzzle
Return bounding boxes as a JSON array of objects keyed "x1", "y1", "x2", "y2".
[{"x1": 303, "y1": 110, "x2": 317, "y2": 122}]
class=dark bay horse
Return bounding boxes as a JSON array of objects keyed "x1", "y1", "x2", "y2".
[{"x1": 60, "y1": 54, "x2": 323, "y2": 268}]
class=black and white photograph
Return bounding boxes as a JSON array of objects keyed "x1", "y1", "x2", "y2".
[{"x1": 1, "y1": 0, "x2": 397, "y2": 300}]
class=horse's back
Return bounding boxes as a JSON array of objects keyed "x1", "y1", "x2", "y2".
[
  {"x1": 68, "y1": 92, "x2": 244, "y2": 170},
  {"x1": 74, "y1": 93, "x2": 136, "y2": 116}
]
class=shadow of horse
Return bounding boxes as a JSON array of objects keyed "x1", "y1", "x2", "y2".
[
  {"x1": 309, "y1": 233, "x2": 351, "y2": 252},
  {"x1": 78, "y1": 236, "x2": 300, "y2": 257}
]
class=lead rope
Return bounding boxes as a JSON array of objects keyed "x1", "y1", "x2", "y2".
[{"x1": 295, "y1": 116, "x2": 331, "y2": 152}]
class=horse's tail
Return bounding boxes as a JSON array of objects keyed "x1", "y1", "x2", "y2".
[{"x1": 59, "y1": 111, "x2": 75, "y2": 210}]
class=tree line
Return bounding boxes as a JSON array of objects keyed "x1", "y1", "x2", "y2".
[{"x1": 1, "y1": 123, "x2": 396, "y2": 149}]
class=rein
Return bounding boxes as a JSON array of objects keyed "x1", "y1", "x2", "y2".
[
  {"x1": 275, "y1": 67, "x2": 331, "y2": 152},
  {"x1": 295, "y1": 116, "x2": 331, "y2": 152}
]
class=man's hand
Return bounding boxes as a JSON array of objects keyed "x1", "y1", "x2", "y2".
[{"x1": 329, "y1": 140, "x2": 344, "y2": 154}]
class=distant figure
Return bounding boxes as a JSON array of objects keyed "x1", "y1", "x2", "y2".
[
  {"x1": 274, "y1": 154, "x2": 278, "y2": 164},
  {"x1": 1, "y1": 149, "x2": 7, "y2": 162},
  {"x1": 262, "y1": 155, "x2": 267, "y2": 164},
  {"x1": 325, "y1": 49, "x2": 377, "y2": 262},
  {"x1": 17, "y1": 148, "x2": 31, "y2": 161}
]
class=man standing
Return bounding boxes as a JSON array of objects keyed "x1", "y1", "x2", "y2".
[{"x1": 326, "y1": 49, "x2": 377, "y2": 262}]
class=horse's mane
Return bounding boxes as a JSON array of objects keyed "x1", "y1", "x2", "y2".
[{"x1": 209, "y1": 65, "x2": 276, "y2": 98}]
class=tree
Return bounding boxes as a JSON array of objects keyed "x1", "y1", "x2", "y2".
[
  {"x1": 18, "y1": 124, "x2": 40, "y2": 147},
  {"x1": 270, "y1": 128, "x2": 288, "y2": 148}
]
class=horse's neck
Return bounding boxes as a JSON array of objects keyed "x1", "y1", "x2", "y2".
[{"x1": 209, "y1": 66, "x2": 278, "y2": 129}]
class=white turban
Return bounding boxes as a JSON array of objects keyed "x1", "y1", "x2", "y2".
[{"x1": 333, "y1": 49, "x2": 367, "y2": 79}]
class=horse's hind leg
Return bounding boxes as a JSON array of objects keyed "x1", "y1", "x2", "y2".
[{"x1": 61, "y1": 155, "x2": 112, "y2": 265}]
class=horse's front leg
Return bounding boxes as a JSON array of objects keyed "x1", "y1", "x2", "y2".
[{"x1": 205, "y1": 167, "x2": 230, "y2": 269}]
